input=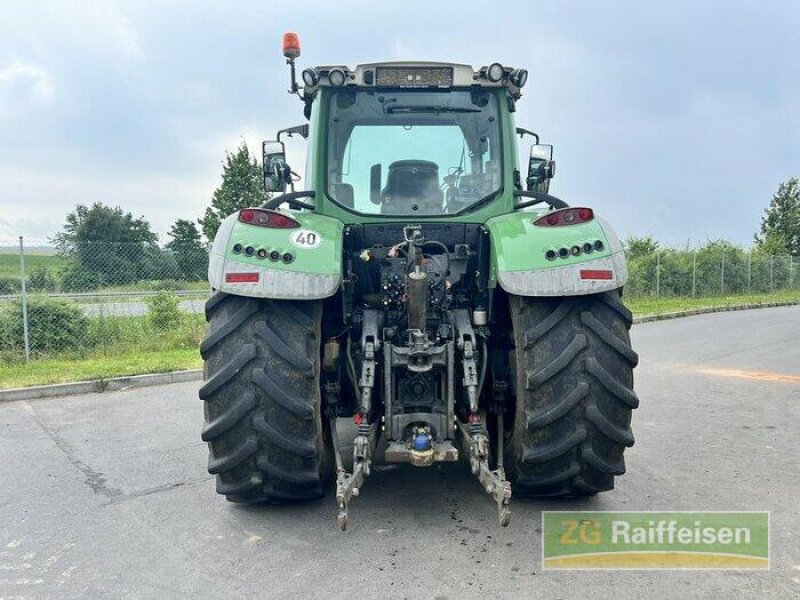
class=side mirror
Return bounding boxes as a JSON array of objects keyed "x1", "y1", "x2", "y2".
[
  {"x1": 262, "y1": 140, "x2": 290, "y2": 193},
  {"x1": 369, "y1": 163, "x2": 382, "y2": 204},
  {"x1": 527, "y1": 144, "x2": 556, "y2": 193}
]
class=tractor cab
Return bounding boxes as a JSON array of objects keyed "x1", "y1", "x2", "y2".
[{"x1": 262, "y1": 37, "x2": 556, "y2": 220}]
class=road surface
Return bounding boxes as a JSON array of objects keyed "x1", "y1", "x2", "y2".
[
  {"x1": 79, "y1": 299, "x2": 205, "y2": 317},
  {"x1": 0, "y1": 306, "x2": 798, "y2": 598}
]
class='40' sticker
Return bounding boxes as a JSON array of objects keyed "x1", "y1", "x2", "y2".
[{"x1": 289, "y1": 229, "x2": 323, "y2": 249}]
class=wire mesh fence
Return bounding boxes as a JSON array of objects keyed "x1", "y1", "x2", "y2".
[
  {"x1": 0, "y1": 238, "x2": 211, "y2": 366},
  {"x1": 0, "y1": 238, "x2": 797, "y2": 369},
  {"x1": 625, "y1": 248, "x2": 797, "y2": 298}
]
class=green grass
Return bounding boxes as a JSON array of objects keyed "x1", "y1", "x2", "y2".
[
  {"x1": 0, "y1": 253, "x2": 67, "y2": 278},
  {"x1": 0, "y1": 309, "x2": 206, "y2": 390},
  {"x1": 0, "y1": 348, "x2": 201, "y2": 389},
  {"x1": 627, "y1": 290, "x2": 800, "y2": 316}
]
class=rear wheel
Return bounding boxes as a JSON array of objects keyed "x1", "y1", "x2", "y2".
[
  {"x1": 200, "y1": 293, "x2": 330, "y2": 503},
  {"x1": 506, "y1": 290, "x2": 639, "y2": 497}
]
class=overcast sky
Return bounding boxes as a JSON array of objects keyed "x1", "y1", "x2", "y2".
[{"x1": 1, "y1": 1, "x2": 798, "y2": 246}]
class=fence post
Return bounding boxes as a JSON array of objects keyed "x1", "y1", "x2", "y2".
[
  {"x1": 692, "y1": 250, "x2": 697, "y2": 298},
  {"x1": 655, "y1": 252, "x2": 661, "y2": 298},
  {"x1": 19, "y1": 236, "x2": 31, "y2": 361},
  {"x1": 790, "y1": 255, "x2": 794, "y2": 289},
  {"x1": 769, "y1": 255, "x2": 774, "y2": 292},
  {"x1": 747, "y1": 252, "x2": 752, "y2": 294},
  {"x1": 720, "y1": 251, "x2": 725, "y2": 295}
]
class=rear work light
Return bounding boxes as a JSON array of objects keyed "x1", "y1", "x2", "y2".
[
  {"x1": 534, "y1": 207, "x2": 594, "y2": 227},
  {"x1": 239, "y1": 209, "x2": 301, "y2": 228}
]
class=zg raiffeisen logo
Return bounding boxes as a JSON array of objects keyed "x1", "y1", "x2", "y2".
[{"x1": 542, "y1": 512, "x2": 769, "y2": 569}]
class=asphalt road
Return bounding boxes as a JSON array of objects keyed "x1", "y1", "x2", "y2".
[
  {"x1": 79, "y1": 299, "x2": 204, "y2": 317},
  {"x1": 1, "y1": 306, "x2": 798, "y2": 599}
]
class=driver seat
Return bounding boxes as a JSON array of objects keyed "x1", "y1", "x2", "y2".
[{"x1": 381, "y1": 160, "x2": 443, "y2": 215}]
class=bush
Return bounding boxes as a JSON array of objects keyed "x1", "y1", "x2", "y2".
[
  {"x1": 146, "y1": 290, "x2": 184, "y2": 331},
  {"x1": 0, "y1": 296, "x2": 91, "y2": 357},
  {"x1": 151, "y1": 279, "x2": 181, "y2": 291},
  {"x1": 142, "y1": 248, "x2": 181, "y2": 281},
  {"x1": 61, "y1": 262, "x2": 104, "y2": 292},
  {"x1": 27, "y1": 267, "x2": 58, "y2": 292},
  {"x1": 0, "y1": 276, "x2": 19, "y2": 295}
]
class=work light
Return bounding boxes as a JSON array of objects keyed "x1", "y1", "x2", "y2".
[
  {"x1": 328, "y1": 68, "x2": 346, "y2": 87},
  {"x1": 486, "y1": 63, "x2": 504, "y2": 82}
]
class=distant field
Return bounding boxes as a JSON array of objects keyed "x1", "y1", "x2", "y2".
[{"x1": 0, "y1": 252, "x2": 67, "y2": 279}]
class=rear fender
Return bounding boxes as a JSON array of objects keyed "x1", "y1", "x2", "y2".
[
  {"x1": 208, "y1": 210, "x2": 344, "y2": 299},
  {"x1": 485, "y1": 210, "x2": 627, "y2": 296}
]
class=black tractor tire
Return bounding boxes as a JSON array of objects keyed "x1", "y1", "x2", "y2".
[
  {"x1": 506, "y1": 290, "x2": 639, "y2": 497},
  {"x1": 199, "y1": 292, "x2": 330, "y2": 503}
]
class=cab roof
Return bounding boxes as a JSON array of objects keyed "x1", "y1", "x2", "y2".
[{"x1": 301, "y1": 61, "x2": 528, "y2": 99}]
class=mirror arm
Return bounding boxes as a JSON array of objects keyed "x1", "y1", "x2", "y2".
[
  {"x1": 262, "y1": 190, "x2": 316, "y2": 210},
  {"x1": 513, "y1": 190, "x2": 568, "y2": 210},
  {"x1": 515, "y1": 127, "x2": 539, "y2": 143},
  {"x1": 277, "y1": 124, "x2": 310, "y2": 141}
]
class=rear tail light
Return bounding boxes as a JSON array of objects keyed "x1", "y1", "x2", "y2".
[
  {"x1": 239, "y1": 209, "x2": 300, "y2": 228},
  {"x1": 534, "y1": 207, "x2": 594, "y2": 226}
]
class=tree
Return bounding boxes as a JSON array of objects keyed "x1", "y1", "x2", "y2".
[
  {"x1": 623, "y1": 235, "x2": 659, "y2": 259},
  {"x1": 166, "y1": 219, "x2": 208, "y2": 280},
  {"x1": 755, "y1": 177, "x2": 800, "y2": 256},
  {"x1": 53, "y1": 203, "x2": 160, "y2": 287},
  {"x1": 199, "y1": 142, "x2": 264, "y2": 241}
]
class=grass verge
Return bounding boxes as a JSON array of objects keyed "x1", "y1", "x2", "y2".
[
  {"x1": 627, "y1": 290, "x2": 800, "y2": 317},
  {"x1": 0, "y1": 348, "x2": 201, "y2": 390}
]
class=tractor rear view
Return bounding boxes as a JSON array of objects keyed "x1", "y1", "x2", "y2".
[{"x1": 200, "y1": 32, "x2": 639, "y2": 529}]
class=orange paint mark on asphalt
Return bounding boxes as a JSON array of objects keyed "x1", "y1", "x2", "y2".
[{"x1": 695, "y1": 367, "x2": 800, "y2": 385}]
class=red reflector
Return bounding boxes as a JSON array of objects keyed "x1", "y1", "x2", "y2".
[
  {"x1": 580, "y1": 269, "x2": 613, "y2": 280},
  {"x1": 225, "y1": 272, "x2": 259, "y2": 283}
]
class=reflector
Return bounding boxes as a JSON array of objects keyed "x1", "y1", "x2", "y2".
[
  {"x1": 580, "y1": 270, "x2": 613, "y2": 280},
  {"x1": 226, "y1": 273, "x2": 260, "y2": 283}
]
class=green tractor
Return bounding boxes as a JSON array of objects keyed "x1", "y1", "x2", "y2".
[{"x1": 200, "y1": 32, "x2": 639, "y2": 529}]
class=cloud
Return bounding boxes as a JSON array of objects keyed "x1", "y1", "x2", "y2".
[
  {"x1": 0, "y1": 0, "x2": 798, "y2": 246},
  {"x1": 0, "y1": 58, "x2": 53, "y2": 110}
]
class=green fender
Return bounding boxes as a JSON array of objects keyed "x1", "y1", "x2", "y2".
[
  {"x1": 484, "y1": 210, "x2": 627, "y2": 296},
  {"x1": 208, "y1": 209, "x2": 344, "y2": 299}
]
